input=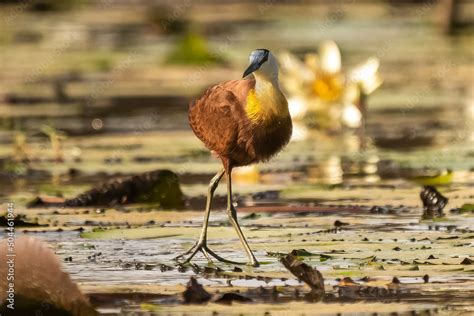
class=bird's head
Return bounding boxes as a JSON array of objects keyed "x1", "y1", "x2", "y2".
[{"x1": 243, "y1": 49, "x2": 279, "y2": 82}]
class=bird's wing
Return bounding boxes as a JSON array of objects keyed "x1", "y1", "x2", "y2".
[{"x1": 188, "y1": 79, "x2": 254, "y2": 157}]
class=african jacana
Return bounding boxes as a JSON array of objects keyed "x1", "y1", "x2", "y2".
[{"x1": 176, "y1": 49, "x2": 292, "y2": 267}]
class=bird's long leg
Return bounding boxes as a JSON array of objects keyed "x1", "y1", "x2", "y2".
[
  {"x1": 226, "y1": 170, "x2": 260, "y2": 267},
  {"x1": 175, "y1": 168, "x2": 249, "y2": 266},
  {"x1": 195, "y1": 168, "x2": 225, "y2": 245},
  {"x1": 174, "y1": 169, "x2": 225, "y2": 263}
]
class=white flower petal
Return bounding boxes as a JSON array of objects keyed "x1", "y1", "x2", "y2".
[
  {"x1": 341, "y1": 103, "x2": 362, "y2": 128},
  {"x1": 319, "y1": 40, "x2": 341, "y2": 74},
  {"x1": 349, "y1": 57, "x2": 382, "y2": 94},
  {"x1": 343, "y1": 83, "x2": 360, "y2": 103},
  {"x1": 288, "y1": 96, "x2": 308, "y2": 119}
]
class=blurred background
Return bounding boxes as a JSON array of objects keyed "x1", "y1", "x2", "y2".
[
  {"x1": 0, "y1": 0, "x2": 472, "y2": 203},
  {"x1": 1, "y1": 1, "x2": 474, "y2": 314}
]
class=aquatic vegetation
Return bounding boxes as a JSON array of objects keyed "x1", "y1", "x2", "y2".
[
  {"x1": 94, "y1": 56, "x2": 114, "y2": 72},
  {"x1": 27, "y1": 170, "x2": 185, "y2": 209},
  {"x1": 281, "y1": 253, "x2": 325, "y2": 301},
  {"x1": 183, "y1": 277, "x2": 211, "y2": 304},
  {"x1": 66, "y1": 169, "x2": 183, "y2": 207},
  {"x1": 12, "y1": 131, "x2": 30, "y2": 162},
  {"x1": 456, "y1": 203, "x2": 474, "y2": 213},
  {"x1": 166, "y1": 31, "x2": 226, "y2": 65},
  {"x1": 279, "y1": 41, "x2": 382, "y2": 130},
  {"x1": 413, "y1": 169, "x2": 454, "y2": 186},
  {"x1": 1, "y1": 1, "x2": 473, "y2": 314},
  {"x1": 16, "y1": 197, "x2": 474, "y2": 313},
  {"x1": 41, "y1": 125, "x2": 67, "y2": 162},
  {"x1": 420, "y1": 186, "x2": 448, "y2": 219}
]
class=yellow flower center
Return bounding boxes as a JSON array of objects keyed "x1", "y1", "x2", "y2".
[{"x1": 312, "y1": 73, "x2": 343, "y2": 102}]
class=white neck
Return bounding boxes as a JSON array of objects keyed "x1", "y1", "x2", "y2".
[
  {"x1": 254, "y1": 72, "x2": 280, "y2": 91},
  {"x1": 252, "y1": 52, "x2": 281, "y2": 92}
]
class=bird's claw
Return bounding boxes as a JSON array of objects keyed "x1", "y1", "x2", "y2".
[{"x1": 174, "y1": 242, "x2": 251, "y2": 266}]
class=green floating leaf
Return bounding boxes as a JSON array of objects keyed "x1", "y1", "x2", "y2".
[
  {"x1": 459, "y1": 204, "x2": 474, "y2": 213},
  {"x1": 140, "y1": 303, "x2": 160, "y2": 312},
  {"x1": 320, "y1": 254, "x2": 333, "y2": 262},
  {"x1": 80, "y1": 226, "x2": 188, "y2": 240},
  {"x1": 413, "y1": 170, "x2": 453, "y2": 186}
]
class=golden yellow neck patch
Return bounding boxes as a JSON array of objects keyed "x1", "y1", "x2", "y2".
[{"x1": 245, "y1": 87, "x2": 288, "y2": 123}]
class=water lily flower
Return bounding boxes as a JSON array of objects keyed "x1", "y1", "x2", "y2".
[
  {"x1": 348, "y1": 57, "x2": 383, "y2": 96},
  {"x1": 279, "y1": 41, "x2": 382, "y2": 130}
]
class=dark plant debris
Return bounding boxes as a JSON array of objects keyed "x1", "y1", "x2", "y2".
[
  {"x1": 215, "y1": 292, "x2": 252, "y2": 305},
  {"x1": 28, "y1": 170, "x2": 184, "y2": 209},
  {"x1": 182, "y1": 277, "x2": 211, "y2": 304},
  {"x1": 334, "y1": 220, "x2": 350, "y2": 227},
  {"x1": 460, "y1": 258, "x2": 473, "y2": 265},
  {"x1": 280, "y1": 253, "x2": 325, "y2": 301},
  {"x1": 0, "y1": 214, "x2": 46, "y2": 227},
  {"x1": 420, "y1": 186, "x2": 448, "y2": 219},
  {"x1": 423, "y1": 274, "x2": 430, "y2": 283}
]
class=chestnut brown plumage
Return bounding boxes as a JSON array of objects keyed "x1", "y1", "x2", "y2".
[
  {"x1": 175, "y1": 49, "x2": 292, "y2": 266},
  {"x1": 189, "y1": 79, "x2": 292, "y2": 170}
]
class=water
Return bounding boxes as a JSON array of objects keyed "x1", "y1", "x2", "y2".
[{"x1": 0, "y1": 1, "x2": 473, "y2": 315}]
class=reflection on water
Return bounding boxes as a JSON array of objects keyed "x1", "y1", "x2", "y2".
[
  {"x1": 307, "y1": 155, "x2": 343, "y2": 185},
  {"x1": 1, "y1": 102, "x2": 472, "y2": 198},
  {"x1": 0, "y1": 3, "x2": 473, "y2": 314}
]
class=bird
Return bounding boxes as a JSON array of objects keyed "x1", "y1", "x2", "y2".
[{"x1": 175, "y1": 49, "x2": 292, "y2": 267}]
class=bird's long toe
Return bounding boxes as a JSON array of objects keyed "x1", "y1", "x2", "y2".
[
  {"x1": 174, "y1": 241, "x2": 201, "y2": 261},
  {"x1": 175, "y1": 242, "x2": 248, "y2": 266},
  {"x1": 174, "y1": 241, "x2": 213, "y2": 264},
  {"x1": 204, "y1": 247, "x2": 246, "y2": 265}
]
